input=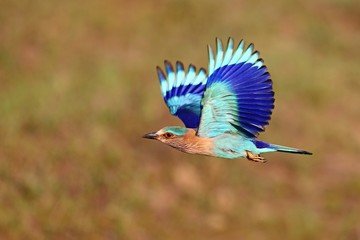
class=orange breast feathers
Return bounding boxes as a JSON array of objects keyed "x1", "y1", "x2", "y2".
[{"x1": 182, "y1": 129, "x2": 215, "y2": 156}]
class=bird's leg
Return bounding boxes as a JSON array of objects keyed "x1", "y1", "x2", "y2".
[{"x1": 245, "y1": 150, "x2": 267, "y2": 163}]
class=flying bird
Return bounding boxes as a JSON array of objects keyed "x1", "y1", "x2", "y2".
[{"x1": 143, "y1": 38, "x2": 312, "y2": 162}]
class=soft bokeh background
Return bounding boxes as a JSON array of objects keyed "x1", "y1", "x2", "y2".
[{"x1": 1, "y1": 0, "x2": 360, "y2": 239}]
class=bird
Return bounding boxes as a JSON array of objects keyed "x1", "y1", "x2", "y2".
[{"x1": 143, "y1": 37, "x2": 312, "y2": 162}]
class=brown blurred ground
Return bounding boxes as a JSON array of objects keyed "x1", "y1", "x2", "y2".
[{"x1": 0, "y1": 0, "x2": 360, "y2": 239}]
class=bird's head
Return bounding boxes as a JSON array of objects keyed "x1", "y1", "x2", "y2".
[{"x1": 143, "y1": 126, "x2": 191, "y2": 150}]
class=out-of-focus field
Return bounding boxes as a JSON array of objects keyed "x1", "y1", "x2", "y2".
[{"x1": 1, "y1": 0, "x2": 360, "y2": 239}]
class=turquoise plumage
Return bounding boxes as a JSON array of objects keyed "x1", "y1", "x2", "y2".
[{"x1": 144, "y1": 38, "x2": 312, "y2": 162}]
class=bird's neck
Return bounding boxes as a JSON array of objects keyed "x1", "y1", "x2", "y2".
[{"x1": 180, "y1": 129, "x2": 214, "y2": 156}]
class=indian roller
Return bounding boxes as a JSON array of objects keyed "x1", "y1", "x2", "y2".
[{"x1": 144, "y1": 38, "x2": 312, "y2": 162}]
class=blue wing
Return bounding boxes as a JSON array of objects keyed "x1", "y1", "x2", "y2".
[
  {"x1": 197, "y1": 38, "x2": 274, "y2": 138},
  {"x1": 157, "y1": 60, "x2": 207, "y2": 128}
]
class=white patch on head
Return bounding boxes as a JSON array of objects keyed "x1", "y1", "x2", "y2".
[{"x1": 156, "y1": 129, "x2": 165, "y2": 135}]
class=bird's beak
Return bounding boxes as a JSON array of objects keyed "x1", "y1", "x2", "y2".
[{"x1": 143, "y1": 132, "x2": 159, "y2": 140}]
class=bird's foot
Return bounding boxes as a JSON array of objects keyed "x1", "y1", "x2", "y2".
[{"x1": 245, "y1": 151, "x2": 267, "y2": 163}]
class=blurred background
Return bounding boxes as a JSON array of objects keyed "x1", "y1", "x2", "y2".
[{"x1": 1, "y1": 0, "x2": 360, "y2": 239}]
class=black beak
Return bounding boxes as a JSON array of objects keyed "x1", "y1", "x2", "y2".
[{"x1": 143, "y1": 132, "x2": 158, "y2": 139}]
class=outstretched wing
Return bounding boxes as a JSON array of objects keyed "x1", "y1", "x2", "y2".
[
  {"x1": 157, "y1": 60, "x2": 207, "y2": 128},
  {"x1": 197, "y1": 38, "x2": 274, "y2": 138}
]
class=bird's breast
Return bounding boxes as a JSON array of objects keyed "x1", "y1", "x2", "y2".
[{"x1": 181, "y1": 131, "x2": 215, "y2": 156}]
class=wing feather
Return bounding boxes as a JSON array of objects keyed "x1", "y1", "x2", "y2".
[
  {"x1": 197, "y1": 38, "x2": 274, "y2": 138},
  {"x1": 157, "y1": 61, "x2": 207, "y2": 128}
]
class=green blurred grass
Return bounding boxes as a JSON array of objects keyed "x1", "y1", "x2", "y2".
[{"x1": 1, "y1": 0, "x2": 360, "y2": 239}]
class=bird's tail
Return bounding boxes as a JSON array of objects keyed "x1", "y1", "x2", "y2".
[
  {"x1": 269, "y1": 143, "x2": 312, "y2": 155},
  {"x1": 253, "y1": 140, "x2": 312, "y2": 155}
]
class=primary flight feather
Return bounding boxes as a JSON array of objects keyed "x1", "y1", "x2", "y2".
[{"x1": 144, "y1": 38, "x2": 312, "y2": 162}]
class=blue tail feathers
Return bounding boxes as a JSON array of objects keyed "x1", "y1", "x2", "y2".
[{"x1": 253, "y1": 140, "x2": 312, "y2": 155}]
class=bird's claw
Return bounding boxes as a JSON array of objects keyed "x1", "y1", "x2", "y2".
[{"x1": 245, "y1": 151, "x2": 267, "y2": 163}]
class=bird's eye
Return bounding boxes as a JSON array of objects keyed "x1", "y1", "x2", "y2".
[{"x1": 164, "y1": 132, "x2": 174, "y2": 138}]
